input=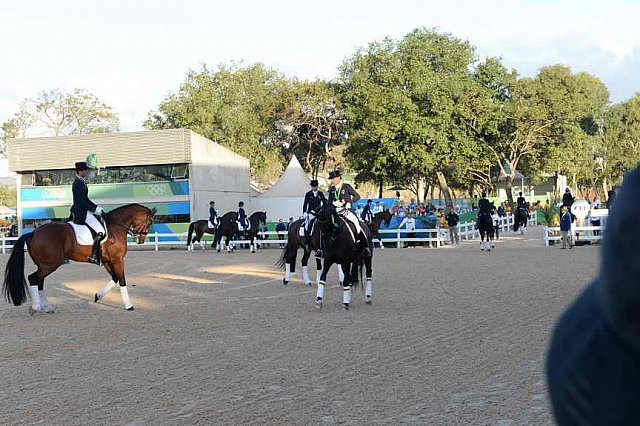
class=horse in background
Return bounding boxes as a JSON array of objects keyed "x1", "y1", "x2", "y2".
[
  {"x1": 513, "y1": 205, "x2": 529, "y2": 234},
  {"x1": 186, "y1": 211, "x2": 237, "y2": 251},
  {"x1": 213, "y1": 211, "x2": 267, "y2": 253},
  {"x1": 314, "y1": 204, "x2": 373, "y2": 310},
  {"x1": 477, "y1": 203, "x2": 495, "y2": 252},
  {"x1": 369, "y1": 210, "x2": 392, "y2": 250},
  {"x1": 3, "y1": 204, "x2": 156, "y2": 313}
]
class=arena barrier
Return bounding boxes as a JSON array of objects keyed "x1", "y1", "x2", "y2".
[
  {"x1": 543, "y1": 225, "x2": 604, "y2": 246},
  {"x1": 0, "y1": 212, "x2": 538, "y2": 253}
]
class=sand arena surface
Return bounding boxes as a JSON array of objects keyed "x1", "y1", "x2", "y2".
[{"x1": 0, "y1": 226, "x2": 599, "y2": 425}]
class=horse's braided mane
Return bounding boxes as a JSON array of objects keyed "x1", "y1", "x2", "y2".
[{"x1": 105, "y1": 203, "x2": 150, "y2": 225}]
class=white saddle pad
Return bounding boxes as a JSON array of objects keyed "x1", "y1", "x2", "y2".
[
  {"x1": 68, "y1": 221, "x2": 108, "y2": 246},
  {"x1": 237, "y1": 221, "x2": 250, "y2": 231},
  {"x1": 208, "y1": 220, "x2": 216, "y2": 229}
]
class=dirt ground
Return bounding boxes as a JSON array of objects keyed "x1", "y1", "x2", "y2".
[{"x1": 0, "y1": 226, "x2": 599, "y2": 425}]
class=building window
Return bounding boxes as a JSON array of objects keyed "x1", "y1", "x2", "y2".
[{"x1": 32, "y1": 164, "x2": 189, "y2": 186}]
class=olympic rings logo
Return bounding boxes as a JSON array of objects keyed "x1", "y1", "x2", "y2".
[{"x1": 147, "y1": 185, "x2": 167, "y2": 196}]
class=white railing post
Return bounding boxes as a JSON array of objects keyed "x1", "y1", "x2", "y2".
[
  {"x1": 154, "y1": 232, "x2": 159, "y2": 251},
  {"x1": 397, "y1": 229, "x2": 401, "y2": 249},
  {"x1": 1, "y1": 236, "x2": 5, "y2": 254}
]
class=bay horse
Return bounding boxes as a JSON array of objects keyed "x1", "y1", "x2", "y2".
[
  {"x1": 276, "y1": 218, "x2": 345, "y2": 287},
  {"x1": 369, "y1": 210, "x2": 392, "y2": 249},
  {"x1": 186, "y1": 211, "x2": 237, "y2": 251},
  {"x1": 513, "y1": 206, "x2": 529, "y2": 234},
  {"x1": 213, "y1": 211, "x2": 267, "y2": 253},
  {"x1": 314, "y1": 204, "x2": 373, "y2": 310},
  {"x1": 3, "y1": 204, "x2": 156, "y2": 313}
]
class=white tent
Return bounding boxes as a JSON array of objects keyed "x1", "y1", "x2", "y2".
[{"x1": 251, "y1": 155, "x2": 313, "y2": 222}]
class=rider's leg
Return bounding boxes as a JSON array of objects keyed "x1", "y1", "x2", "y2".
[{"x1": 85, "y1": 213, "x2": 105, "y2": 265}]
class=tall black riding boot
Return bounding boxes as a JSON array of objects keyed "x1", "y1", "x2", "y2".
[{"x1": 88, "y1": 233, "x2": 103, "y2": 265}]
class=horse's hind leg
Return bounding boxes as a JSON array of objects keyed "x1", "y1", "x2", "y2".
[
  {"x1": 27, "y1": 265, "x2": 57, "y2": 314},
  {"x1": 315, "y1": 258, "x2": 322, "y2": 285},
  {"x1": 364, "y1": 256, "x2": 373, "y2": 304},
  {"x1": 341, "y1": 261, "x2": 352, "y2": 310}
]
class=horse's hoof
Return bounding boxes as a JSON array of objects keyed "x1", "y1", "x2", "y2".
[
  {"x1": 126, "y1": 306, "x2": 134, "y2": 311},
  {"x1": 283, "y1": 279, "x2": 289, "y2": 285},
  {"x1": 365, "y1": 296, "x2": 372, "y2": 305},
  {"x1": 217, "y1": 250, "x2": 221, "y2": 253},
  {"x1": 342, "y1": 303, "x2": 349, "y2": 311},
  {"x1": 94, "y1": 293, "x2": 100, "y2": 303},
  {"x1": 29, "y1": 306, "x2": 41, "y2": 316},
  {"x1": 43, "y1": 305, "x2": 56, "y2": 313},
  {"x1": 315, "y1": 298, "x2": 323, "y2": 308},
  {"x1": 305, "y1": 281, "x2": 312, "y2": 287}
]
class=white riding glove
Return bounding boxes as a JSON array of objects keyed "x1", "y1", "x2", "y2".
[
  {"x1": 94, "y1": 206, "x2": 104, "y2": 215},
  {"x1": 332, "y1": 200, "x2": 343, "y2": 208},
  {"x1": 345, "y1": 202, "x2": 352, "y2": 210}
]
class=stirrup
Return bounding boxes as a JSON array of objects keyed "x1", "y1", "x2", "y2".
[
  {"x1": 88, "y1": 255, "x2": 101, "y2": 266},
  {"x1": 315, "y1": 250, "x2": 323, "y2": 258}
]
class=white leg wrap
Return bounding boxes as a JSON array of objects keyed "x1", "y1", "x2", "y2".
[
  {"x1": 343, "y1": 286, "x2": 351, "y2": 305},
  {"x1": 316, "y1": 270, "x2": 322, "y2": 284},
  {"x1": 285, "y1": 264, "x2": 291, "y2": 281},
  {"x1": 338, "y1": 265, "x2": 345, "y2": 283},
  {"x1": 119, "y1": 286, "x2": 133, "y2": 310},
  {"x1": 316, "y1": 281, "x2": 325, "y2": 300},
  {"x1": 97, "y1": 280, "x2": 116, "y2": 299},
  {"x1": 302, "y1": 266, "x2": 310, "y2": 284},
  {"x1": 29, "y1": 286, "x2": 41, "y2": 310},
  {"x1": 365, "y1": 279, "x2": 372, "y2": 298}
]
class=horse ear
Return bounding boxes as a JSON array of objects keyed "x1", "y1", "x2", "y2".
[{"x1": 151, "y1": 207, "x2": 157, "y2": 216}]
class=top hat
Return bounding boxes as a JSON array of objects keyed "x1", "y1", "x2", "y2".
[
  {"x1": 310, "y1": 179, "x2": 319, "y2": 187},
  {"x1": 328, "y1": 170, "x2": 342, "y2": 179},
  {"x1": 75, "y1": 161, "x2": 90, "y2": 172}
]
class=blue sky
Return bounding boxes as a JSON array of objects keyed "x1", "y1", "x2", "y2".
[{"x1": 1, "y1": 0, "x2": 639, "y2": 137}]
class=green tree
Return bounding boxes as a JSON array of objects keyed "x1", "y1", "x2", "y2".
[
  {"x1": 0, "y1": 184, "x2": 17, "y2": 207},
  {"x1": 275, "y1": 80, "x2": 347, "y2": 178},
  {"x1": 342, "y1": 28, "x2": 485, "y2": 206},
  {"x1": 1, "y1": 88, "x2": 119, "y2": 142},
  {"x1": 145, "y1": 63, "x2": 287, "y2": 182}
]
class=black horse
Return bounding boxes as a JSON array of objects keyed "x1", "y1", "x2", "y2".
[
  {"x1": 477, "y1": 203, "x2": 495, "y2": 251},
  {"x1": 186, "y1": 211, "x2": 237, "y2": 251},
  {"x1": 213, "y1": 211, "x2": 267, "y2": 253},
  {"x1": 513, "y1": 206, "x2": 529, "y2": 234},
  {"x1": 314, "y1": 204, "x2": 373, "y2": 310}
]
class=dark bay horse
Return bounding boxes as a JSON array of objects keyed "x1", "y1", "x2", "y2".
[
  {"x1": 186, "y1": 211, "x2": 237, "y2": 251},
  {"x1": 370, "y1": 210, "x2": 392, "y2": 249},
  {"x1": 3, "y1": 204, "x2": 156, "y2": 313},
  {"x1": 513, "y1": 206, "x2": 529, "y2": 234},
  {"x1": 213, "y1": 211, "x2": 267, "y2": 253},
  {"x1": 276, "y1": 218, "x2": 345, "y2": 286},
  {"x1": 477, "y1": 206, "x2": 495, "y2": 251},
  {"x1": 314, "y1": 204, "x2": 373, "y2": 310}
]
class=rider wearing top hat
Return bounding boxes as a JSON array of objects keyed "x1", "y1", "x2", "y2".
[
  {"x1": 238, "y1": 201, "x2": 248, "y2": 234},
  {"x1": 302, "y1": 179, "x2": 326, "y2": 252},
  {"x1": 476, "y1": 191, "x2": 492, "y2": 229},
  {"x1": 72, "y1": 161, "x2": 104, "y2": 265},
  {"x1": 327, "y1": 170, "x2": 371, "y2": 256},
  {"x1": 209, "y1": 201, "x2": 219, "y2": 228},
  {"x1": 361, "y1": 199, "x2": 374, "y2": 224}
]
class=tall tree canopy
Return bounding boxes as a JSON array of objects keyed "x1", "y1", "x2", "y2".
[{"x1": 1, "y1": 88, "x2": 119, "y2": 143}]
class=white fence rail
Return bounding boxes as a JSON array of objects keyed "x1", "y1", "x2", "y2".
[
  {"x1": 0, "y1": 212, "x2": 539, "y2": 253},
  {"x1": 544, "y1": 225, "x2": 604, "y2": 246}
]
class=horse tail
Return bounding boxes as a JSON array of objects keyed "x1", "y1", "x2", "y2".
[
  {"x1": 275, "y1": 241, "x2": 297, "y2": 269},
  {"x1": 3, "y1": 233, "x2": 33, "y2": 306},
  {"x1": 513, "y1": 213, "x2": 520, "y2": 232},
  {"x1": 186, "y1": 222, "x2": 195, "y2": 246}
]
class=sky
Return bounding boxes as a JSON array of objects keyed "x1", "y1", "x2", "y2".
[{"x1": 1, "y1": 0, "x2": 640, "y2": 173}]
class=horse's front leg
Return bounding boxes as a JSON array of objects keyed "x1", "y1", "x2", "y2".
[
  {"x1": 316, "y1": 257, "x2": 334, "y2": 308},
  {"x1": 301, "y1": 249, "x2": 312, "y2": 286},
  {"x1": 364, "y1": 255, "x2": 373, "y2": 304},
  {"x1": 109, "y1": 260, "x2": 134, "y2": 310},
  {"x1": 341, "y1": 261, "x2": 352, "y2": 310}
]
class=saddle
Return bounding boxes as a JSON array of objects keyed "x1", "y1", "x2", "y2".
[
  {"x1": 68, "y1": 216, "x2": 108, "y2": 246},
  {"x1": 208, "y1": 218, "x2": 219, "y2": 229},
  {"x1": 237, "y1": 220, "x2": 250, "y2": 231}
]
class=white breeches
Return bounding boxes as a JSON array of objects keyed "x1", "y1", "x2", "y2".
[
  {"x1": 340, "y1": 210, "x2": 363, "y2": 235},
  {"x1": 85, "y1": 212, "x2": 106, "y2": 235}
]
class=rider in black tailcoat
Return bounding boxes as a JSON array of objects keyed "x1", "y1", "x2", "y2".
[
  {"x1": 71, "y1": 161, "x2": 103, "y2": 265},
  {"x1": 238, "y1": 201, "x2": 248, "y2": 234},
  {"x1": 303, "y1": 179, "x2": 326, "y2": 252},
  {"x1": 209, "y1": 201, "x2": 219, "y2": 227},
  {"x1": 327, "y1": 170, "x2": 370, "y2": 256},
  {"x1": 476, "y1": 191, "x2": 492, "y2": 229}
]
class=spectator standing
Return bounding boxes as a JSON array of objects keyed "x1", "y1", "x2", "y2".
[
  {"x1": 445, "y1": 207, "x2": 460, "y2": 244},
  {"x1": 562, "y1": 188, "x2": 574, "y2": 208},
  {"x1": 560, "y1": 206, "x2": 573, "y2": 249},
  {"x1": 497, "y1": 202, "x2": 505, "y2": 217},
  {"x1": 607, "y1": 188, "x2": 616, "y2": 208},
  {"x1": 399, "y1": 212, "x2": 416, "y2": 248},
  {"x1": 372, "y1": 200, "x2": 383, "y2": 215},
  {"x1": 276, "y1": 218, "x2": 286, "y2": 248}
]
